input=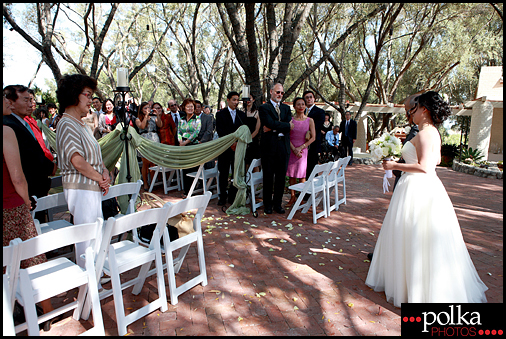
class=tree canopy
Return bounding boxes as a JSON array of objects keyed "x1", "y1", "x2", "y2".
[{"x1": 3, "y1": 3, "x2": 503, "y2": 140}]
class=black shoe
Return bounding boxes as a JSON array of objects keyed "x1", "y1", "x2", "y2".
[
  {"x1": 273, "y1": 206, "x2": 285, "y2": 214},
  {"x1": 217, "y1": 199, "x2": 227, "y2": 206},
  {"x1": 264, "y1": 206, "x2": 273, "y2": 214},
  {"x1": 41, "y1": 314, "x2": 64, "y2": 332},
  {"x1": 367, "y1": 252, "x2": 373, "y2": 261}
]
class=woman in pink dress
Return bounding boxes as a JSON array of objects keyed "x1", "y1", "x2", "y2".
[{"x1": 286, "y1": 97, "x2": 315, "y2": 207}]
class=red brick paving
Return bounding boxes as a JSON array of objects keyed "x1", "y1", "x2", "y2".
[{"x1": 25, "y1": 164, "x2": 502, "y2": 336}]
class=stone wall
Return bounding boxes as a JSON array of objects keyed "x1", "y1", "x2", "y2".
[{"x1": 452, "y1": 160, "x2": 503, "y2": 179}]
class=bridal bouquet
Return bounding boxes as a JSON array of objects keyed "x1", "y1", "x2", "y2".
[{"x1": 368, "y1": 133, "x2": 402, "y2": 193}]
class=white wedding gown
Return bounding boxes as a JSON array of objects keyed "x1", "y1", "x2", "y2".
[{"x1": 365, "y1": 141, "x2": 488, "y2": 307}]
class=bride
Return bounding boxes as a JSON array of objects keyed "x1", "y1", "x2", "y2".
[{"x1": 365, "y1": 91, "x2": 488, "y2": 307}]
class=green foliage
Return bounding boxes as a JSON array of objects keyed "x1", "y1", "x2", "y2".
[{"x1": 462, "y1": 147, "x2": 485, "y2": 163}]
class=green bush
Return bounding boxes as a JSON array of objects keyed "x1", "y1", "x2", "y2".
[{"x1": 462, "y1": 147, "x2": 484, "y2": 163}]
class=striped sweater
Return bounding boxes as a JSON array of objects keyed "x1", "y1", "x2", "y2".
[{"x1": 56, "y1": 114, "x2": 103, "y2": 192}]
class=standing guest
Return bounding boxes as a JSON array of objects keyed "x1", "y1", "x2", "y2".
[
  {"x1": 244, "y1": 94, "x2": 261, "y2": 172},
  {"x1": 325, "y1": 125, "x2": 341, "y2": 160},
  {"x1": 3, "y1": 122, "x2": 58, "y2": 330},
  {"x1": 365, "y1": 91, "x2": 488, "y2": 305},
  {"x1": 195, "y1": 100, "x2": 214, "y2": 144},
  {"x1": 286, "y1": 97, "x2": 315, "y2": 207},
  {"x1": 156, "y1": 102, "x2": 176, "y2": 146},
  {"x1": 216, "y1": 91, "x2": 246, "y2": 206},
  {"x1": 23, "y1": 95, "x2": 54, "y2": 163},
  {"x1": 136, "y1": 101, "x2": 162, "y2": 190},
  {"x1": 47, "y1": 103, "x2": 61, "y2": 131},
  {"x1": 168, "y1": 99, "x2": 181, "y2": 145},
  {"x1": 178, "y1": 98, "x2": 201, "y2": 198},
  {"x1": 98, "y1": 98, "x2": 117, "y2": 137},
  {"x1": 259, "y1": 83, "x2": 294, "y2": 214},
  {"x1": 55, "y1": 74, "x2": 110, "y2": 269},
  {"x1": 92, "y1": 96, "x2": 104, "y2": 115},
  {"x1": 321, "y1": 113, "x2": 333, "y2": 142},
  {"x1": 37, "y1": 106, "x2": 50, "y2": 127},
  {"x1": 47, "y1": 102, "x2": 58, "y2": 120},
  {"x1": 3, "y1": 85, "x2": 57, "y2": 203},
  {"x1": 339, "y1": 111, "x2": 357, "y2": 165},
  {"x1": 203, "y1": 105, "x2": 216, "y2": 137},
  {"x1": 303, "y1": 91, "x2": 326, "y2": 178},
  {"x1": 82, "y1": 108, "x2": 99, "y2": 139}
]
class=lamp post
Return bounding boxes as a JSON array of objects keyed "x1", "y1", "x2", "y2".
[{"x1": 114, "y1": 67, "x2": 132, "y2": 182}]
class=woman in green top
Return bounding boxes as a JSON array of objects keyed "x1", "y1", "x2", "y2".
[{"x1": 178, "y1": 98, "x2": 201, "y2": 198}]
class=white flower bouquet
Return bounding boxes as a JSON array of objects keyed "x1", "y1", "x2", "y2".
[{"x1": 368, "y1": 133, "x2": 402, "y2": 193}]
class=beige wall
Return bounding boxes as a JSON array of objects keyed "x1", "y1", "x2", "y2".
[{"x1": 488, "y1": 108, "x2": 503, "y2": 154}]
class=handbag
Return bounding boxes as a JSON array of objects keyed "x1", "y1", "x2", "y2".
[
  {"x1": 305, "y1": 130, "x2": 311, "y2": 142},
  {"x1": 140, "y1": 192, "x2": 195, "y2": 242}
]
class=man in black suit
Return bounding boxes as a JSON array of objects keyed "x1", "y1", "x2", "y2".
[
  {"x1": 303, "y1": 90, "x2": 326, "y2": 179},
  {"x1": 259, "y1": 83, "x2": 294, "y2": 214},
  {"x1": 196, "y1": 100, "x2": 215, "y2": 170},
  {"x1": 3, "y1": 85, "x2": 57, "y2": 202},
  {"x1": 216, "y1": 91, "x2": 246, "y2": 205},
  {"x1": 367, "y1": 94, "x2": 419, "y2": 261},
  {"x1": 339, "y1": 111, "x2": 357, "y2": 165}
]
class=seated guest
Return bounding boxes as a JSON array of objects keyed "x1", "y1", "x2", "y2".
[
  {"x1": 325, "y1": 125, "x2": 341, "y2": 159},
  {"x1": 178, "y1": 98, "x2": 201, "y2": 198},
  {"x1": 98, "y1": 98, "x2": 117, "y2": 137}
]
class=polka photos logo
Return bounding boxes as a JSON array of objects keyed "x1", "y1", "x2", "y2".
[{"x1": 401, "y1": 304, "x2": 503, "y2": 337}]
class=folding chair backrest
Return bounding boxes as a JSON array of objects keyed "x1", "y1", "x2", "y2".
[
  {"x1": 30, "y1": 192, "x2": 68, "y2": 220},
  {"x1": 247, "y1": 158, "x2": 262, "y2": 176},
  {"x1": 17, "y1": 219, "x2": 104, "y2": 263},
  {"x1": 101, "y1": 180, "x2": 143, "y2": 215},
  {"x1": 337, "y1": 156, "x2": 351, "y2": 178},
  {"x1": 3, "y1": 238, "x2": 22, "y2": 311},
  {"x1": 309, "y1": 162, "x2": 333, "y2": 186},
  {"x1": 163, "y1": 191, "x2": 212, "y2": 223}
]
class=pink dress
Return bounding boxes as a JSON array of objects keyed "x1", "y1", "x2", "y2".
[{"x1": 286, "y1": 117, "x2": 310, "y2": 178}]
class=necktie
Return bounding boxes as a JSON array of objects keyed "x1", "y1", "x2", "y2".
[
  {"x1": 231, "y1": 110, "x2": 236, "y2": 124},
  {"x1": 306, "y1": 107, "x2": 310, "y2": 116},
  {"x1": 334, "y1": 135, "x2": 337, "y2": 146},
  {"x1": 345, "y1": 121, "x2": 349, "y2": 136},
  {"x1": 174, "y1": 114, "x2": 178, "y2": 127},
  {"x1": 23, "y1": 120, "x2": 36, "y2": 139},
  {"x1": 275, "y1": 104, "x2": 280, "y2": 120}
]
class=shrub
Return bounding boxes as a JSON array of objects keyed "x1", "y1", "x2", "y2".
[{"x1": 462, "y1": 147, "x2": 484, "y2": 163}]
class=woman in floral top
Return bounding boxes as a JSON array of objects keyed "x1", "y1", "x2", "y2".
[{"x1": 178, "y1": 98, "x2": 201, "y2": 198}]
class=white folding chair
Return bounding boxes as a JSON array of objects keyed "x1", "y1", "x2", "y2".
[
  {"x1": 102, "y1": 179, "x2": 143, "y2": 217},
  {"x1": 327, "y1": 156, "x2": 351, "y2": 213},
  {"x1": 15, "y1": 220, "x2": 105, "y2": 336},
  {"x1": 83, "y1": 206, "x2": 171, "y2": 336},
  {"x1": 148, "y1": 166, "x2": 181, "y2": 194},
  {"x1": 3, "y1": 238, "x2": 22, "y2": 336},
  {"x1": 156, "y1": 192, "x2": 211, "y2": 305},
  {"x1": 245, "y1": 158, "x2": 263, "y2": 213},
  {"x1": 287, "y1": 162, "x2": 333, "y2": 224},
  {"x1": 31, "y1": 192, "x2": 73, "y2": 235},
  {"x1": 186, "y1": 162, "x2": 220, "y2": 199}
]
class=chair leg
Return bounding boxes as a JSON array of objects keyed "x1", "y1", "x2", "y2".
[
  {"x1": 161, "y1": 168, "x2": 168, "y2": 194},
  {"x1": 18, "y1": 270, "x2": 40, "y2": 336},
  {"x1": 287, "y1": 190, "x2": 306, "y2": 220},
  {"x1": 196, "y1": 232, "x2": 208, "y2": 287},
  {"x1": 132, "y1": 262, "x2": 151, "y2": 295},
  {"x1": 311, "y1": 193, "x2": 317, "y2": 224},
  {"x1": 73, "y1": 284, "x2": 88, "y2": 320},
  {"x1": 164, "y1": 247, "x2": 178, "y2": 305},
  {"x1": 108, "y1": 248, "x2": 128, "y2": 336},
  {"x1": 84, "y1": 247, "x2": 105, "y2": 334},
  {"x1": 153, "y1": 240, "x2": 168, "y2": 312},
  {"x1": 149, "y1": 167, "x2": 160, "y2": 193}
]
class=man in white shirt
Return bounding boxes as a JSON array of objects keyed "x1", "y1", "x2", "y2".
[
  {"x1": 92, "y1": 97, "x2": 104, "y2": 115},
  {"x1": 325, "y1": 125, "x2": 341, "y2": 159}
]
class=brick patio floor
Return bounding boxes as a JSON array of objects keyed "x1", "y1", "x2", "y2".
[{"x1": 27, "y1": 164, "x2": 502, "y2": 336}]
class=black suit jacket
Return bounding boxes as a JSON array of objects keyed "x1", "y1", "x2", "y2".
[
  {"x1": 216, "y1": 107, "x2": 246, "y2": 138},
  {"x1": 339, "y1": 118, "x2": 357, "y2": 142},
  {"x1": 3, "y1": 114, "x2": 54, "y2": 198},
  {"x1": 307, "y1": 105, "x2": 326, "y2": 153},
  {"x1": 258, "y1": 101, "x2": 292, "y2": 155}
]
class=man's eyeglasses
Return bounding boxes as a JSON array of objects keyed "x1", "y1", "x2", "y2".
[
  {"x1": 169, "y1": 104, "x2": 177, "y2": 107},
  {"x1": 274, "y1": 91, "x2": 285, "y2": 95}
]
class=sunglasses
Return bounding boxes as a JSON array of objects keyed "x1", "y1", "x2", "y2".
[{"x1": 274, "y1": 91, "x2": 285, "y2": 95}]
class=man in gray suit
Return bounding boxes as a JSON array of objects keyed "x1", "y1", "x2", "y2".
[{"x1": 196, "y1": 100, "x2": 215, "y2": 169}]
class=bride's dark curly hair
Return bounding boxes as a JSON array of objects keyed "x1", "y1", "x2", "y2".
[{"x1": 416, "y1": 91, "x2": 451, "y2": 126}]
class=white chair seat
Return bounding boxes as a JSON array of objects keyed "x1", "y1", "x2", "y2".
[
  {"x1": 37, "y1": 219, "x2": 73, "y2": 234},
  {"x1": 103, "y1": 241, "x2": 156, "y2": 273},
  {"x1": 21, "y1": 258, "x2": 89, "y2": 304}
]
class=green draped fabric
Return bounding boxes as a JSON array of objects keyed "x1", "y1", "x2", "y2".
[{"x1": 38, "y1": 120, "x2": 252, "y2": 215}]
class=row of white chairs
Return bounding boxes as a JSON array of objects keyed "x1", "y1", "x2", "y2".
[
  {"x1": 4, "y1": 187, "x2": 212, "y2": 336},
  {"x1": 287, "y1": 156, "x2": 351, "y2": 224}
]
